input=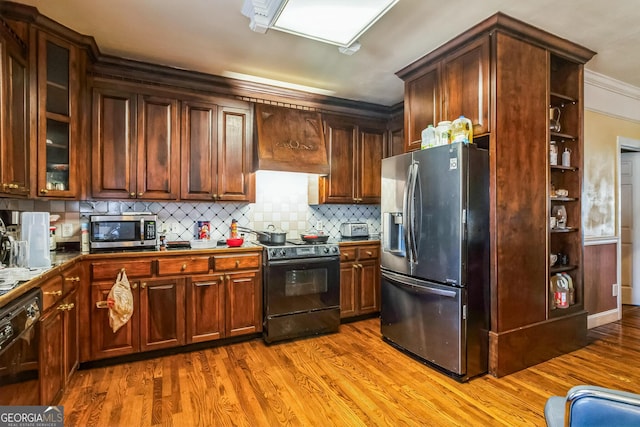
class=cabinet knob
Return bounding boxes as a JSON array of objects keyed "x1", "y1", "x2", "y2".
[
  {"x1": 66, "y1": 302, "x2": 75, "y2": 310},
  {"x1": 57, "y1": 304, "x2": 67, "y2": 311},
  {"x1": 40, "y1": 188, "x2": 49, "y2": 194},
  {"x1": 343, "y1": 254, "x2": 350, "y2": 259},
  {"x1": 225, "y1": 275, "x2": 230, "y2": 283},
  {"x1": 212, "y1": 194, "x2": 218, "y2": 200},
  {"x1": 44, "y1": 290, "x2": 62, "y2": 296},
  {"x1": 132, "y1": 282, "x2": 138, "y2": 289},
  {"x1": 141, "y1": 282, "x2": 147, "y2": 289},
  {"x1": 366, "y1": 251, "x2": 373, "y2": 256},
  {"x1": 65, "y1": 276, "x2": 81, "y2": 282},
  {"x1": 138, "y1": 192, "x2": 143, "y2": 197},
  {"x1": 181, "y1": 263, "x2": 187, "y2": 271},
  {"x1": 235, "y1": 260, "x2": 240, "y2": 268},
  {"x1": 129, "y1": 192, "x2": 136, "y2": 197}
]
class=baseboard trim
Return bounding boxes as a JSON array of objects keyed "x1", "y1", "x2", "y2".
[{"x1": 587, "y1": 308, "x2": 620, "y2": 329}]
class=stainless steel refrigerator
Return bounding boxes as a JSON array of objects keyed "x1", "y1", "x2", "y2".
[{"x1": 380, "y1": 142, "x2": 489, "y2": 381}]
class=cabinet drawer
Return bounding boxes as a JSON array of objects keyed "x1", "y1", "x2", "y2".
[
  {"x1": 357, "y1": 245, "x2": 379, "y2": 260},
  {"x1": 157, "y1": 256, "x2": 210, "y2": 276},
  {"x1": 91, "y1": 260, "x2": 153, "y2": 281},
  {"x1": 212, "y1": 253, "x2": 260, "y2": 271},
  {"x1": 339, "y1": 247, "x2": 357, "y2": 262},
  {"x1": 40, "y1": 275, "x2": 64, "y2": 311}
]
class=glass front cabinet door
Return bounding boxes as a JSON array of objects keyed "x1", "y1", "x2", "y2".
[{"x1": 36, "y1": 32, "x2": 79, "y2": 197}]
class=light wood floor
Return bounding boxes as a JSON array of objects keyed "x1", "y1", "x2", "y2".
[{"x1": 61, "y1": 306, "x2": 640, "y2": 427}]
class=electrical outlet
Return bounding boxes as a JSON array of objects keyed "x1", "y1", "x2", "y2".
[
  {"x1": 612, "y1": 284, "x2": 619, "y2": 297},
  {"x1": 61, "y1": 223, "x2": 74, "y2": 238}
]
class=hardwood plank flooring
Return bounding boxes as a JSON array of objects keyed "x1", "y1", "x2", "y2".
[{"x1": 61, "y1": 306, "x2": 640, "y2": 426}]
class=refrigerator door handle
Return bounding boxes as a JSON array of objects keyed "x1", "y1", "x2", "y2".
[
  {"x1": 409, "y1": 162, "x2": 422, "y2": 263},
  {"x1": 402, "y1": 164, "x2": 414, "y2": 263},
  {"x1": 407, "y1": 162, "x2": 419, "y2": 264},
  {"x1": 382, "y1": 271, "x2": 457, "y2": 298}
]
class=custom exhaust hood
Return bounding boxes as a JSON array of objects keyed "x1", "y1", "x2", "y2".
[{"x1": 254, "y1": 104, "x2": 330, "y2": 174}]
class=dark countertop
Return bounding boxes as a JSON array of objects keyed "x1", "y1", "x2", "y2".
[
  {"x1": 0, "y1": 244, "x2": 264, "y2": 307},
  {"x1": 1, "y1": 238, "x2": 381, "y2": 306},
  {"x1": 338, "y1": 235, "x2": 380, "y2": 245}
]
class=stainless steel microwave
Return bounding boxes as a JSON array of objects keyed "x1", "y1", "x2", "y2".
[{"x1": 89, "y1": 213, "x2": 158, "y2": 252}]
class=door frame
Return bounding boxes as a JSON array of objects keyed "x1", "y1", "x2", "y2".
[{"x1": 617, "y1": 137, "x2": 640, "y2": 311}]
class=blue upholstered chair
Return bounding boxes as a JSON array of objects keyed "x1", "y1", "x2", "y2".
[{"x1": 544, "y1": 385, "x2": 640, "y2": 427}]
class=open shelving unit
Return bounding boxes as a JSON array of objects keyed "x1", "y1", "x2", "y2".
[{"x1": 548, "y1": 54, "x2": 584, "y2": 317}]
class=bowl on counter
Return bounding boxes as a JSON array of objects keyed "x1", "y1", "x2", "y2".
[
  {"x1": 226, "y1": 237, "x2": 244, "y2": 247},
  {"x1": 190, "y1": 240, "x2": 218, "y2": 249}
]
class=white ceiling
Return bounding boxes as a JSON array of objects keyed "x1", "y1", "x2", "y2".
[{"x1": 11, "y1": 0, "x2": 640, "y2": 106}]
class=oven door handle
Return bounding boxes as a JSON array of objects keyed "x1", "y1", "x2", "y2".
[{"x1": 267, "y1": 256, "x2": 340, "y2": 267}]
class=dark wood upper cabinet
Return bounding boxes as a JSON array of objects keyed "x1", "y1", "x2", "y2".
[
  {"x1": 181, "y1": 100, "x2": 218, "y2": 200},
  {"x1": 0, "y1": 23, "x2": 29, "y2": 196},
  {"x1": 136, "y1": 94, "x2": 180, "y2": 200},
  {"x1": 181, "y1": 99, "x2": 254, "y2": 202},
  {"x1": 91, "y1": 83, "x2": 179, "y2": 200},
  {"x1": 35, "y1": 31, "x2": 80, "y2": 198},
  {"x1": 91, "y1": 86, "x2": 136, "y2": 199},
  {"x1": 403, "y1": 63, "x2": 439, "y2": 152},
  {"x1": 358, "y1": 125, "x2": 385, "y2": 201},
  {"x1": 442, "y1": 35, "x2": 490, "y2": 136},
  {"x1": 320, "y1": 114, "x2": 385, "y2": 204},
  {"x1": 398, "y1": 35, "x2": 490, "y2": 152}
]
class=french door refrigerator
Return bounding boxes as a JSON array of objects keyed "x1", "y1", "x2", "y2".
[{"x1": 380, "y1": 142, "x2": 489, "y2": 381}]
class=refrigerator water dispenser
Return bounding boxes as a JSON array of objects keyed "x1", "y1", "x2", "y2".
[{"x1": 383, "y1": 212, "x2": 405, "y2": 256}]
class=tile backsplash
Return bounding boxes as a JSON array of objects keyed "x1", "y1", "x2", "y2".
[{"x1": 1, "y1": 171, "x2": 380, "y2": 245}]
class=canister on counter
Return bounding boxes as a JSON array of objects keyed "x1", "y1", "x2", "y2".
[
  {"x1": 435, "y1": 120, "x2": 452, "y2": 145},
  {"x1": 230, "y1": 219, "x2": 238, "y2": 238},
  {"x1": 197, "y1": 221, "x2": 211, "y2": 239}
]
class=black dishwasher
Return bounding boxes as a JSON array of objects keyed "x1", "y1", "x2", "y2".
[{"x1": 0, "y1": 288, "x2": 42, "y2": 405}]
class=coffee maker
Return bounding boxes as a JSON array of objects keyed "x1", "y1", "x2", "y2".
[{"x1": 0, "y1": 211, "x2": 20, "y2": 266}]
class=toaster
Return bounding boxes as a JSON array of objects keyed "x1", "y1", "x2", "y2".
[{"x1": 340, "y1": 222, "x2": 369, "y2": 238}]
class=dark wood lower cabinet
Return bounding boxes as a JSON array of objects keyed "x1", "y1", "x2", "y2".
[
  {"x1": 226, "y1": 271, "x2": 262, "y2": 337},
  {"x1": 339, "y1": 243, "x2": 381, "y2": 319},
  {"x1": 186, "y1": 270, "x2": 262, "y2": 341},
  {"x1": 88, "y1": 251, "x2": 263, "y2": 361},
  {"x1": 139, "y1": 278, "x2": 186, "y2": 351},
  {"x1": 40, "y1": 306, "x2": 64, "y2": 405},
  {"x1": 90, "y1": 277, "x2": 186, "y2": 359},
  {"x1": 187, "y1": 275, "x2": 225, "y2": 343},
  {"x1": 40, "y1": 289, "x2": 77, "y2": 405},
  {"x1": 90, "y1": 281, "x2": 140, "y2": 360}
]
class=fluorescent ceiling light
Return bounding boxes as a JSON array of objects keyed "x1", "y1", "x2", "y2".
[
  {"x1": 222, "y1": 71, "x2": 335, "y2": 96},
  {"x1": 242, "y1": 0, "x2": 398, "y2": 54},
  {"x1": 273, "y1": 0, "x2": 398, "y2": 47}
]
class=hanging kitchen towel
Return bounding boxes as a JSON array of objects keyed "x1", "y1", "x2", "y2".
[{"x1": 107, "y1": 269, "x2": 134, "y2": 333}]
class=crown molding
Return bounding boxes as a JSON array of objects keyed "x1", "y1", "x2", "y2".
[
  {"x1": 584, "y1": 69, "x2": 640, "y2": 123},
  {"x1": 585, "y1": 69, "x2": 640, "y2": 100}
]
